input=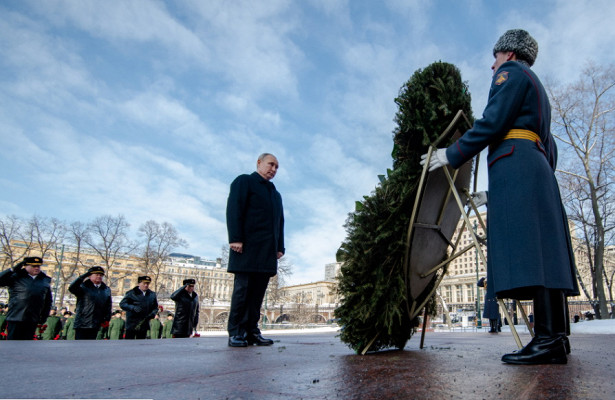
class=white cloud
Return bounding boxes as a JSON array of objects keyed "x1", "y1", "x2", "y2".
[{"x1": 29, "y1": 0, "x2": 208, "y2": 63}]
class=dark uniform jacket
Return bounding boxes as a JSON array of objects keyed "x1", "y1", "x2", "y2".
[
  {"x1": 170, "y1": 287, "x2": 199, "y2": 336},
  {"x1": 69, "y1": 274, "x2": 112, "y2": 329},
  {"x1": 120, "y1": 287, "x2": 159, "y2": 331},
  {"x1": 226, "y1": 171, "x2": 285, "y2": 276},
  {"x1": 445, "y1": 61, "x2": 579, "y2": 299},
  {"x1": 478, "y1": 277, "x2": 500, "y2": 320},
  {"x1": 0, "y1": 267, "x2": 52, "y2": 324}
]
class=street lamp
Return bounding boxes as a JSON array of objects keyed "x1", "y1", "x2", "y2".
[{"x1": 474, "y1": 221, "x2": 482, "y2": 329}]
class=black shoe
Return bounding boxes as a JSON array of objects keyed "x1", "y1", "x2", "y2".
[
  {"x1": 228, "y1": 335, "x2": 248, "y2": 347},
  {"x1": 247, "y1": 333, "x2": 274, "y2": 346},
  {"x1": 501, "y1": 336, "x2": 567, "y2": 365}
]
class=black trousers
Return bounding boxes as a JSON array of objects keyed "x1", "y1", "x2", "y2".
[
  {"x1": 227, "y1": 272, "x2": 270, "y2": 337},
  {"x1": 125, "y1": 328, "x2": 148, "y2": 339},
  {"x1": 7, "y1": 321, "x2": 38, "y2": 340},
  {"x1": 75, "y1": 328, "x2": 99, "y2": 340}
]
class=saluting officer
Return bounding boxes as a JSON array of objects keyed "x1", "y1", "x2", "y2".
[
  {"x1": 120, "y1": 276, "x2": 159, "y2": 339},
  {"x1": 0, "y1": 257, "x2": 52, "y2": 340},
  {"x1": 69, "y1": 266, "x2": 112, "y2": 340},
  {"x1": 170, "y1": 279, "x2": 200, "y2": 338}
]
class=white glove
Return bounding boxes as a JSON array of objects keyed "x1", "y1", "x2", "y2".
[
  {"x1": 420, "y1": 148, "x2": 449, "y2": 172},
  {"x1": 468, "y1": 191, "x2": 488, "y2": 207}
]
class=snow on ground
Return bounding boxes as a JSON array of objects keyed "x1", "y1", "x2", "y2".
[{"x1": 196, "y1": 319, "x2": 615, "y2": 337}]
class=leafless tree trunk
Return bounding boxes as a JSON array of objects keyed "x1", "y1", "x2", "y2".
[
  {"x1": 548, "y1": 62, "x2": 615, "y2": 319},
  {"x1": 28, "y1": 216, "x2": 64, "y2": 259},
  {"x1": 28, "y1": 216, "x2": 66, "y2": 307},
  {"x1": 266, "y1": 256, "x2": 293, "y2": 307},
  {"x1": 85, "y1": 215, "x2": 137, "y2": 294},
  {"x1": 138, "y1": 220, "x2": 188, "y2": 293},
  {"x1": 0, "y1": 215, "x2": 35, "y2": 269},
  {"x1": 52, "y1": 221, "x2": 90, "y2": 308}
]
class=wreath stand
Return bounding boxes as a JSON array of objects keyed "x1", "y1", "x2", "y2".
[{"x1": 402, "y1": 110, "x2": 534, "y2": 351}]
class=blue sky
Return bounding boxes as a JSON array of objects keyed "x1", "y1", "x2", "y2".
[{"x1": 1, "y1": 0, "x2": 614, "y2": 285}]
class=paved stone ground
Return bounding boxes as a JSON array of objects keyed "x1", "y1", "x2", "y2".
[{"x1": 1, "y1": 330, "x2": 614, "y2": 399}]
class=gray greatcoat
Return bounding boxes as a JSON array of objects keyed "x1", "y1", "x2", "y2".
[{"x1": 446, "y1": 61, "x2": 579, "y2": 300}]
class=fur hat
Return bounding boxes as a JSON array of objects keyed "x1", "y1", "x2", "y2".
[{"x1": 493, "y1": 29, "x2": 538, "y2": 66}]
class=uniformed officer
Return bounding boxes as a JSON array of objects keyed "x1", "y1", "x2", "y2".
[
  {"x1": 170, "y1": 279, "x2": 200, "y2": 338},
  {"x1": 69, "y1": 266, "x2": 112, "y2": 340},
  {"x1": 422, "y1": 29, "x2": 578, "y2": 364},
  {"x1": 120, "y1": 276, "x2": 159, "y2": 339},
  {"x1": 0, "y1": 257, "x2": 53, "y2": 340}
]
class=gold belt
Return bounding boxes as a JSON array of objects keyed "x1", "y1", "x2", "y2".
[{"x1": 503, "y1": 129, "x2": 541, "y2": 142}]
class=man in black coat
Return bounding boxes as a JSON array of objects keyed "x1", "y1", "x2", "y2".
[
  {"x1": 170, "y1": 278, "x2": 199, "y2": 338},
  {"x1": 120, "y1": 275, "x2": 159, "y2": 339},
  {"x1": 69, "y1": 266, "x2": 112, "y2": 340},
  {"x1": 0, "y1": 257, "x2": 52, "y2": 340},
  {"x1": 226, "y1": 153, "x2": 285, "y2": 347}
]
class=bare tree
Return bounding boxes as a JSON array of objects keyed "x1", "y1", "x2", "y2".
[
  {"x1": 265, "y1": 256, "x2": 293, "y2": 307},
  {"x1": 51, "y1": 221, "x2": 90, "y2": 308},
  {"x1": 547, "y1": 62, "x2": 615, "y2": 318},
  {"x1": 0, "y1": 215, "x2": 34, "y2": 269},
  {"x1": 84, "y1": 215, "x2": 137, "y2": 293},
  {"x1": 28, "y1": 215, "x2": 65, "y2": 260},
  {"x1": 138, "y1": 220, "x2": 188, "y2": 293},
  {"x1": 27, "y1": 216, "x2": 66, "y2": 307}
]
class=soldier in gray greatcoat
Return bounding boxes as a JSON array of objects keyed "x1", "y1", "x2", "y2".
[{"x1": 422, "y1": 30, "x2": 578, "y2": 364}]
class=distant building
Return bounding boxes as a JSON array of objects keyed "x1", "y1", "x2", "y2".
[
  {"x1": 324, "y1": 262, "x2": 342, "y2": 282},
  {"x1": 162, "y1": 254, "x2": 233, "y2": 303},
  {"x1": 280, "y1": 281, "x2": 339, "y2": 306}
]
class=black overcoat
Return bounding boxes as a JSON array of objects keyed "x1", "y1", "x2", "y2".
[
  {"x1": 119, "y1": 287, "x2": 159, "y2": 330},
  {"x1": 226, "y1": 171, "x2": 285, "y2": 276},
  {"x1": 170, "y1": 286, "x2": 199, "y2": 336},
  {"x1": 0, "y1": 267, "x2": 52, "y2": 324},
  {"x1": 69, "y1": 274, "x2": 112, "y2": 329}
]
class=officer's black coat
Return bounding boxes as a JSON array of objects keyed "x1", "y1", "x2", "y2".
[
  {"x1": 69, "y1": 274, "x2": 112, "y2": 329},
  {"x1": 170, "y1": 286, "x2": 199, "y2": 336},
  {"x1": 119, "y1": 287, "x2": 159, "y2": 331},
  {"x1": 0, "y1": 267, "x2": 52, "y2": 324}
]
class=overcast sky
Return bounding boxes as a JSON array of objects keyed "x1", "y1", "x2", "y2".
[{"x1": 1, "y1": 0, "x2": 614, "y2": 285}]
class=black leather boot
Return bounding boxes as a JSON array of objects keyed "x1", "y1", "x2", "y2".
[
  {"x1": 501, "y1": 288, "x2": 567, "y2": 365},
  {"x1": 247, "y1": 333, "x2": 274, "y2": 346},
  {"x1": 228, "y1": 335, "x2": 248, "y2": 347}
]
